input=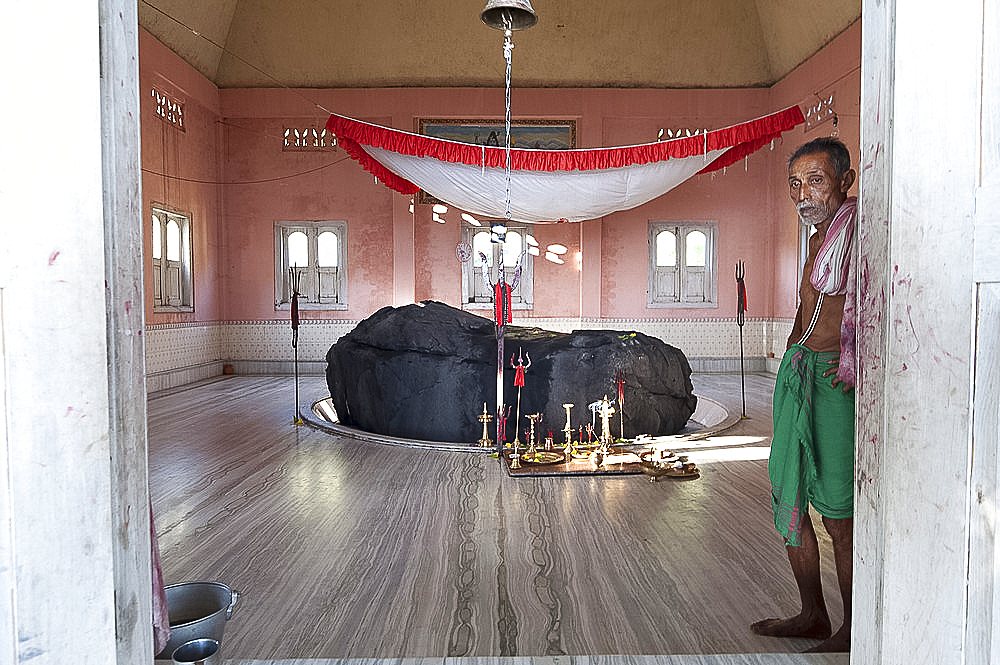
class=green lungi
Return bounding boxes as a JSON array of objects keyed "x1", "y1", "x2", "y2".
[{"x1": 769, "y1": 344, "x2": 855, "y2": 546}]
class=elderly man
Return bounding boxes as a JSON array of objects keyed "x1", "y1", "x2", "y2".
[{"x1": 752, "y1": 137, "x2": 857, "y2": 653}]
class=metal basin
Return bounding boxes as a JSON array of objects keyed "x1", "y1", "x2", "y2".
[
  {"x1": 172, "y1": 638, "x2": 219, "y2": 664},
  {"x1": 155, "y1": 581, "x2": 238, "y2": 660}
]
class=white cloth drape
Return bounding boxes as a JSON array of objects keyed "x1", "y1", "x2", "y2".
[
  {"x1": 326, "y1": 106, "x2": 805, "y2": 224},
  {"x1": 366, "y1": 145, "x2": 729, "y2": 223}
]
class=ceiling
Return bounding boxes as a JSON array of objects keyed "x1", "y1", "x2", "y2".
[{"x1": 138, "y1": 0, "x2": 860, "y2": 89}]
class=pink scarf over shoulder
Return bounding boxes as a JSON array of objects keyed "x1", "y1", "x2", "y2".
[{"x1": 810, "y1": 196, "x2": 857, "y2": 387}]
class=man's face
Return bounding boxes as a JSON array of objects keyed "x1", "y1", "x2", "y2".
[{"x1": 788, "y1": 151, "x2": 850, "y2": 227}]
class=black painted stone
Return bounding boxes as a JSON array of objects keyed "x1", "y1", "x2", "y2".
[{"x1": 326, "y1": 300, "x2": 697, "y2": 444}]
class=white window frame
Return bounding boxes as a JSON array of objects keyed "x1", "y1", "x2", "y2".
[
  {"x1": 462, "y1": 222, "x2": 533, "y2": 311},
  {"x1": 151, "y1": 206, "x2": 193, "y2": 312},
  {"x1": 647, "y1": 220, "x2": 718, "y2": 308},
  {"x1": 274, "y1": 221, "x2": 348, "y2": 311}
]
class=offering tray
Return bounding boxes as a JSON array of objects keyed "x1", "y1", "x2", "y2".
[
  {"x1": 501, "y1": 442, "x2": 647, "y2": 477},
  {"x1": 638, "y1": 450, "x2": 700, "y2": 480},
  {"x1": 518, "y1": 450, "x2": 565, "y2": 465}
]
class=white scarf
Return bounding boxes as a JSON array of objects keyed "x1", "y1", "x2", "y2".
[
  {"x1": 808, "y1": 196, "x2": 858, "y2": 387},
  {"x1": 810, "y1": 196, "x2": 857, "y2": 295}
]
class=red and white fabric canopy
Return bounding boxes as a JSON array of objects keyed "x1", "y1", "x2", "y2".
[{"x1": 326, "y1": 106, "x2": 804, "y2": 224}]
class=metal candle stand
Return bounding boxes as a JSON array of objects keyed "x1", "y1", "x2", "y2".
[
  {"x1": 524, "y1": 412, "x2": 541, "y2": 458},
  {"x1": 598, "y1": 395, "x2": 616, "y2": 454},
  {"x1": 478, "y1": 403, "x2": 493, "y2": 447},
  {"x1": 562, "y1": 403, "x2": 576, "y2": 456}
]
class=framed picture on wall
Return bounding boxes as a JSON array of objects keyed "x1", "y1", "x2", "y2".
[{"x1": 415, "y1": 118, "x2": 577, "y2": 204}]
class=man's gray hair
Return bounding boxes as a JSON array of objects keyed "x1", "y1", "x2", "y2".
[{"x1": 789, "y1": 137, "x2": 851, "y2": 177}]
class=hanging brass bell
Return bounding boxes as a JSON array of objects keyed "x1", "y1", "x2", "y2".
[{"x1": 480, "y1": 0, "x2": 538, "y2": 31}]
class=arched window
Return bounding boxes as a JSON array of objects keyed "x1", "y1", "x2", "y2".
[
  {"x1": 686, "y1": 230, "x2": 706, "y2": 267},
  {"x1": 648, "y1": 221, "x2": 717, "y2": 306},
  {"x1": 151, "y1": 214, "x2": 162, "y2": 260},
  {"x1": 317, "y1": 231, "x2": 338, "y2": 267},
  {"x1": 463, "y1": 222, "x2": 533, "y2": 308},
  {"x1": 287, "y1": 231, "x2": 308, "y2": 268},
  {"x1": 165, "y1": 219, "x2": 181, "y2": 261},
  {"x1": 151, "y1": 207, "x2": 192, "y2": 311},
  {"x1": 656, "y1": 229, "x2": 677, "y2": 267},
  {"x1": 503, "y1": 230, "x2": 522, "y2": 267},
  {"x1": 472, "y1": 231, "x2": 493, "y2": 268},
  {"x1": 274, "y1": 222, "x2": 347, "y2": 309}
]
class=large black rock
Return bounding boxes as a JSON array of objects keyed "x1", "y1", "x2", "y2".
[{"x1": 326, "y1": 301, "x2": 697, "y2": 444}]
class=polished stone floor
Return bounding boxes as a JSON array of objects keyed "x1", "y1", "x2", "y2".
[{"x1": 148, "y1": 373, "x2": 848, "y2": 665}]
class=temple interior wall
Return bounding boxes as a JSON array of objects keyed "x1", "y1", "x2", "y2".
[{"x1": 140, "y1": 22, "x2": 860, "y2": 391}]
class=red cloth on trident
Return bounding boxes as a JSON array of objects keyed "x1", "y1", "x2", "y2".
[
  {"x1": 291, "y1": 292, "x2": 300, "y2": 348},
  {"x1": 512, "y1": 351, "x2": 529, "y2": 387},
  {"x1": 514, "y1": 364, "x2": 526, "y2": 388},
  {"x1": 494, "y1": 281, "x2": 512, "y2": 325}
]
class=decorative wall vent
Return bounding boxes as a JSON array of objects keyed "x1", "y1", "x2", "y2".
[
  {"x1": 283, "y1": 127, "x2": 337, "y2": 151},
  {"x1": 658, "y1": 127, "x2": 706, "y2": 140},
  {"x1": 804, "y1": 93, "x2": 836, "y2": 131},
  {"x1": 152, "y1": 88, "x2": 185, "y2": 131}
]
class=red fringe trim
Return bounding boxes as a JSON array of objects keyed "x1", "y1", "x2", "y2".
[
  {"x1": 326, "y1": 106, "x2": 805, "y2": 196},
  {"x1": 336, "y1": 133, "x2": 422, "y2": 195}
]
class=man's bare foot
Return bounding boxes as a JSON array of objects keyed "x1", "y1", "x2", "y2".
[
  {"x1": 751, "y1": 613, "x2": 832, "y2": 639},
  {"x1": 804, "y1": 625, "x2": 850, "y2": 652}
]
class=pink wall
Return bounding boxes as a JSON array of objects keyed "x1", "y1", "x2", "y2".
[
  {"x1": 414, "y1": 205, "x2": 460, "y2": 305},
  {"x1": 218, "y1": 114, "x2": 396, "y2": 320},
  {"x1": 139, "y1": 22, "x2": 860, "y2": 326},
  {"x1": 599, "y1": 96, "x2": 773, "y2": 319},
  {"x1": 140, "y1": 30, "x2": 223, "y2": 325},
  {"x1": 532, "y1": 223, "x2": 583, "y2": 317}
]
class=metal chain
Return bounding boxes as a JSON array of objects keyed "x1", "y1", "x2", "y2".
[{"x1": 503, "y1": 22, "x2": 513, "y2": 224}]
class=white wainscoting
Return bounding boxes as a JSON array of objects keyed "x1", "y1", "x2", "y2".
[
  {"x1": 145, "y1": 322, "x2": 227, "y2": 392},
  {"x1": 145, "y1": 317, "x2": 795, "y2": 391}
]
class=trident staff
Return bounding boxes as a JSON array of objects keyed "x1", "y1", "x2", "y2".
[
  {"x1": 290, "y1": 267, "x2": 303, "y2": 425},
  {"x1": 480, "y1": 252, "x2": 522, "y2": 458},
  {"x1": 736, "y1": 260, "x2": 747, "y2": 418},
  {"x1": 510, "y1": 348, "x2": 531, "y2": 445}
]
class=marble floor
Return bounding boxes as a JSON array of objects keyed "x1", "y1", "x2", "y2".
[{"x1": 148, "y1": 373, "x2": 849, "y2": 665}]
